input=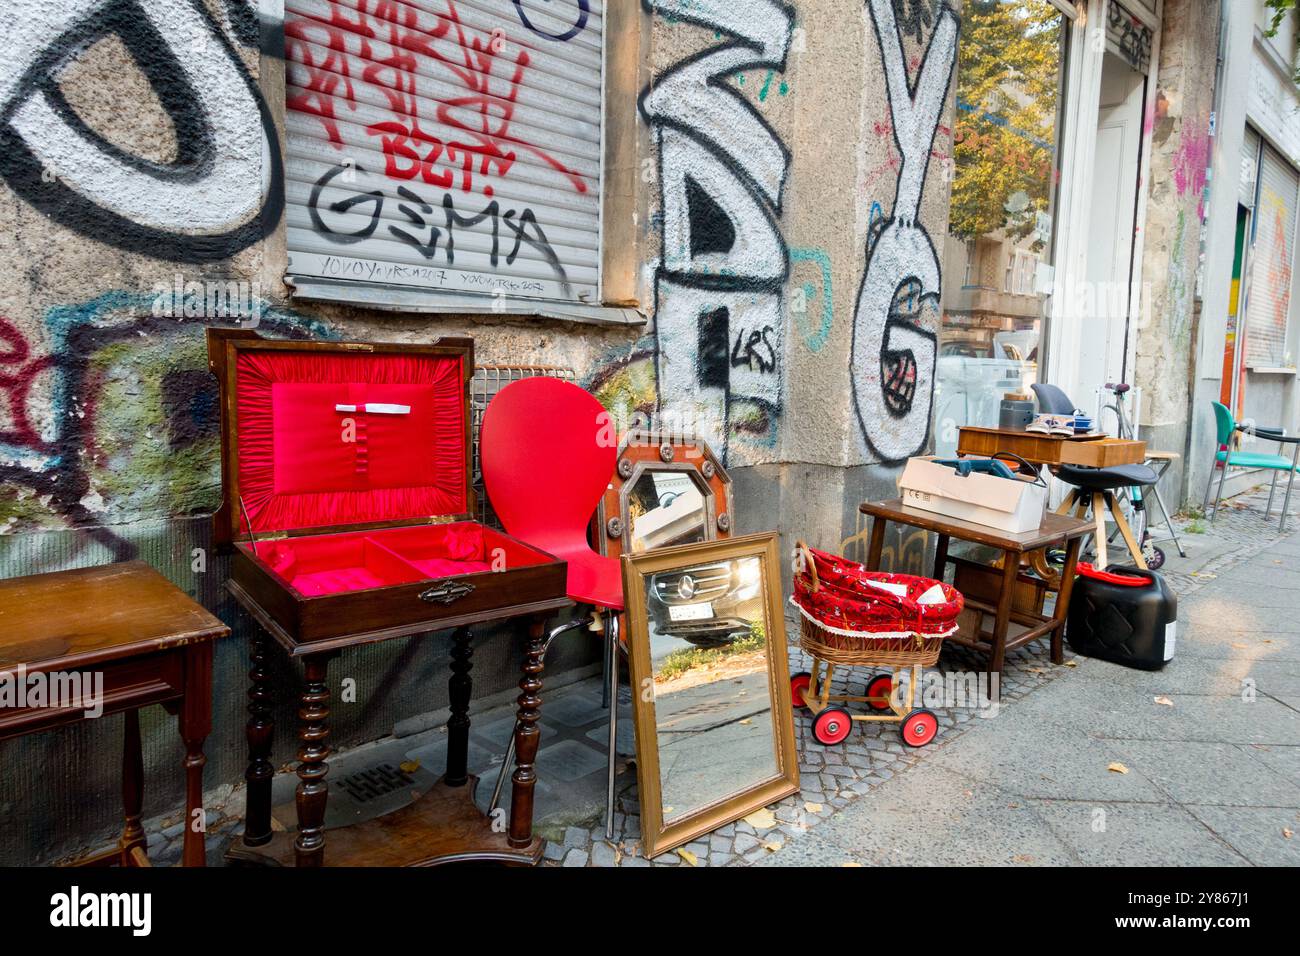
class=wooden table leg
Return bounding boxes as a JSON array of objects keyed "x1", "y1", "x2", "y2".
[
  {"x1": 295, "y1": 653, "x2": 332, "y2": 867},
  {"x1": 509, "y1": 615, "x2": 547, "y2": 848},
  {"x1": 180, "y1": 642, "x2": 213, "y2": 867},
  {"x1": 866, "y1": 516, "x2": 887, "y2": 571},
  {"x1": 243, "y1": 628, "x2": 275, "y2": 848},
  {"x1": 988, "y1": 550, "x2": 1019, "y2": 695},
  {"x1": 932, "y1": 533, "x2": 949, "y2": 582},
  {"x1": 445, "y1": 626, "x2": 473, "y2": 787},
  {"x1": 1107, "y1": 491, "x2": 1149, "y2": 570},
  {"x1": 1051, "y1": 536, "x2": 1084, "y2": 664},
  {"x1": 119, "y1": 708, "x2": 145, "y2": 866}
]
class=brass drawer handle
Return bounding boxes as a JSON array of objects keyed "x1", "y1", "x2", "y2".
[{"x1": 420, "y1": 580, "x2": 475, "y2": 605}]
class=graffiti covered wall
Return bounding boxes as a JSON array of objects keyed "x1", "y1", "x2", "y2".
[
  {"x1": 1134, "y1": 0, "x2": 1220, "y2": 489},
  {"x1": 0, "y1": 0, "x2": 962, "y2": 862},
  {"x1": 851, "y1": 0, "x2": 956, "y2": 464}
]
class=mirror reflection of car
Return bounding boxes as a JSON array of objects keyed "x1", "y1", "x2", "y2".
[{"x1": 649, "y1": 558, "x2": 763, "y2": 649}]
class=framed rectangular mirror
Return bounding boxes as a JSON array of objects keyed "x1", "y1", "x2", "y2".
[{"x1": 621, "y1": 532, "x2": 800, "y2": 858}]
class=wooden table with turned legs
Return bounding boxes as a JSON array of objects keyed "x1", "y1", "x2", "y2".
[
  {"x1": 226, "y1": 590, "x2": 570, "y2": 868},
  {"x1": 0, "y1": 561, "x2": 230, "y2": 866}
]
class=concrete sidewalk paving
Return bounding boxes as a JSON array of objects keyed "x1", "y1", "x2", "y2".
[{"x1": 758, "y1": 524, "x2": 1300, "y2": 867}]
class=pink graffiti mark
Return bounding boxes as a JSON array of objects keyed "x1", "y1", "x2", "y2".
[
  {"x1": 286, "y1": 0, "x2": 587, "y2": 197},
  {"x1": 1267, "y1": 204, "x2": 1294, "y2": 327},
  {"x1": 1172, "y1": 117, "x2": 1210, "y2": 217},
  {"x1": 864, "y1": 117, "x2": 951, "y2": 194},
  {"x1": 0, "y1": 318, "x2": 56, "y2": 453}
]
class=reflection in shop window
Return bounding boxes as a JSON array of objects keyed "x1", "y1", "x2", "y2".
[{"x1": 934, "y1": 0, "x2": 1068, "y2": 456}]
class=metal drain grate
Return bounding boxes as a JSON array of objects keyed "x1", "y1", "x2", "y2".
[{"x1": 332, "y1": 764, "x2": 416, "y2": 803}]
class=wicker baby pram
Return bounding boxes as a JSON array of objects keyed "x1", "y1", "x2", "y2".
[{"x1": 789, "y1": 541, "x2": 963, "y2": 747}]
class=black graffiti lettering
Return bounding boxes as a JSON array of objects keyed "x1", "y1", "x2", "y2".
[
  {"x1": 641, "y1": 0, "x2": 795, "y2": 461},
  {"x1": 686, "y1": 175, "x2": 737, "y2": 257},
  {"x1": 309, "y1": 163, "x2": 383, "y2": 243},
  {"x1": 503, "y1": 208, "x2": 573, "y2": 297},
  {"x1": 850, "y1": 0, "x2": 957, "y2": 463},
  {"x1": 699, "y1": 307, "x2": 731, "y2": 390},
  {"x1": 731, "y1": 326, "x2": 778, "y2": 374},
  {"x1": 444, "y1": 193, "x2": 501, "y2": 268},
  {"x1": 388, "y1": 185, "x2": 443, "y2": 259},
  {"x1": 513, "y1": 0, "x2": 590, "y2": 42},
  {"x1": 0, "y1": 0, "x2": 284, "y2": 263}
]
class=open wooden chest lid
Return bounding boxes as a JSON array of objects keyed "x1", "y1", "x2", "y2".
[{"x1": 208, "y1": 328, "x2": 474, "y2": 548}]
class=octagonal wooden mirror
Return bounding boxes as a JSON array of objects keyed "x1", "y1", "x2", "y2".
[{"x1": 596, "y1": 431, "x2": 733, "y2": 560}]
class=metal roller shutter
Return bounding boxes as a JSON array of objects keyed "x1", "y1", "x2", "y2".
[
  {"x1": 284, "y1": 0, "x2": 604, "y2": 304},
  {"x1": 1245, "y1": 143, "x2": 1298, "y2": 368}
]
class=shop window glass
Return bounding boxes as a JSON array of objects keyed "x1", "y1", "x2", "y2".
[{"x1": 934, "y1": 0, "x2": 1069, "y2": 455}]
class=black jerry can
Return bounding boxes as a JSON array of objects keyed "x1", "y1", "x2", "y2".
[{"x1": 1066, "y1": 565, "x2": 1177, "y2": 670}]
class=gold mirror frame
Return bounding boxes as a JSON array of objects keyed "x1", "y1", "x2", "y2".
[{"x1": 621, "y1": 532, "x2": 800, "y2": 859}]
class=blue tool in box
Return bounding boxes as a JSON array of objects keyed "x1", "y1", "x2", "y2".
[{"x1": 929, "y1": 453, "x2": 1047, "y2": 486}]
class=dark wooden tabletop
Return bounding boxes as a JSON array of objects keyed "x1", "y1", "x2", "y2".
[
  {"x1": 0, "y1": 561, "x2": 229, "y2": 672},
  {"x1": 859, "y1": 498, "x2": 1093, "y2": 552}
]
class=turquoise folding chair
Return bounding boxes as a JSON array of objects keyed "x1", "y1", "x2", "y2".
[{"x1": 1204, "y1": 402, "x2": 1300, "y2": 530}]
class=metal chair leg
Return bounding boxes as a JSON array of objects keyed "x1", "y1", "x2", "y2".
[
  {"x1": 1201, "y1": 458, "x2": 1218, "y2": 514},
  {"x1": 488, "y1": 615, "x2": 593, "y2": 815},
  {"x1": 1280, "y1": 445, "x2": 1300, "y2": 533},
  {"x1": 600, "y1": 618, "x2": 611, "y2": 709},
  {"x1": 1211, "y1": 458, "x2": 1230, "y2": 523},
  {"x1": 1150, "y1": 485, "x2": 1186, "y2": 558},
  {"x1": 1265, "y1": 471, "x2": 1279, "y2": 519},
  {"x1": 605, "y1": 614, "x2": 620, "y2": 841}
]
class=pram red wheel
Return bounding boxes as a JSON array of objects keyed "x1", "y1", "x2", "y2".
[
  {"x1": 900, "y1": 709, "x2": 938, "y2": 747},
  {"x1": 790, "y1": 671, "x2": 812, "y2": 709},
  {"x1": 865, "y1": 673, "x2": 894, "y2": 711},
  {"x1": 811, "y1": 707, "x2": 853, "y2": 746}
]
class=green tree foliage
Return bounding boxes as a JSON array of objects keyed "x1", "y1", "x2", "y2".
[
  {"x1": 948, "y1": 0, "x2": 1063, "y2": 244},
  {"x1": 1264, "y1": 0, "x2": 1299, "y2": 84}
]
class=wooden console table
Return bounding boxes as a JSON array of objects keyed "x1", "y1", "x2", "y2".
[
  {"x1": 225, "y1": 587, "x2": 571, "y2": 868},
  {"x1": 859, "y1": 499, "x2": 1091, "y2": 688},
  {"x1": 0, "y1": 562, "x2": 230, "y2": 866}
]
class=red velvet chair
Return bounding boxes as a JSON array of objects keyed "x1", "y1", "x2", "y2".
[{"x1": 480, "y1": 377, "x2": 625, "y2": 838}]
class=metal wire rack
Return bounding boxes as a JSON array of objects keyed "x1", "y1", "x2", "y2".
[{"x1": 470, "y1": 364, "x2": 578, "y2": 529}]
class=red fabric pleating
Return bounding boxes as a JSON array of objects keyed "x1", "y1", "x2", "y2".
[{"x1": 236, "y1": 350, "x2": 466, "y2": 535}]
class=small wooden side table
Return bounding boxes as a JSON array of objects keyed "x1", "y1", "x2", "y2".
[
  {"x1": 0, "y1": 562, "x2": 230, "y2": 866},
  {"x1": 858, "y1": 499, "x2": 1092, "y2": 688}
]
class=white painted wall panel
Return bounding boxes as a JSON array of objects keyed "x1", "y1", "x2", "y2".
[{"x1": 284, "y1": 0, "x2": 604, "y2": 303}]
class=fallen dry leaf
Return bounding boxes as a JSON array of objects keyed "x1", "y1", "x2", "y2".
[
  {"x1": 676, "y1": 849, "x2": 698, "y2": 866},
  {"x1": 804, "y1": 801, "x2": 824, "y2": 814},
  {"x1": 1012, "y1": 853, "x2": 1035, "y2": 863},
  {"x1": 841, "y1": 862, "x2": 862, "y2": 867},
  {"x1": 744, "y1": 808, "x2": 776, "y2": 830},
  {"x1": 1108, "y1": 762, "x2": 1130, "y2": 775},
  {"x1": 1154, "y1": 696, "x2": 1174, "y2": 707},
  {"x1": 761, "y1": 840, "x2": 782, "y2": 852},
  {"x1": 399, "y1": 760, "x2": 420, "y2": 774},
  {"x1": 1284, "y1": 828, "x2": 1294, "y2": 840},
  {"x1": 1231, "y1": 642, "x2": 1250, "y2": 649},
  {"x1": 739, "y1": 718, "x2": 752, "y2": 725},
  {"x1": 1065, "y1": 660, "x2": 1078, "y2": 668}
]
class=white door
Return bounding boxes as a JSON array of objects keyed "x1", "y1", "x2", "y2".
[{"x1": 1069, "y1": 53, "x2": 1145, "y2": 415}]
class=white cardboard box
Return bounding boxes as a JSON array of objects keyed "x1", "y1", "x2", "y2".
[{"x1": 897, "y1": 456, "x2": 1047, "y2": 534}]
